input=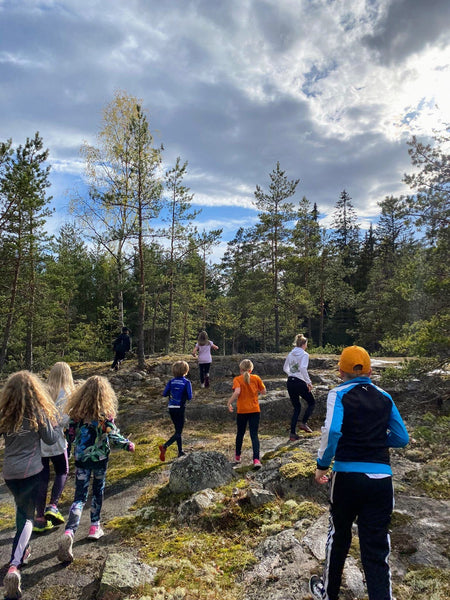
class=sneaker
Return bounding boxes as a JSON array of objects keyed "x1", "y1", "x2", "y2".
[
  {"x1": 253, "y1": 459, "x2": 262, "y2": 469},
  {"x1": 159, "y1": 444, "x2": 166, "y2": 461},
  {"x1": 309, "y1": 575, "x2": 326, "y2": 599},
  {"x1": 289, "y1": 433, "x2": 300, "y2": 441},
  {"x1": 200, "y1": 383, "x2": 205, "y2": 388},
  {"x1": 88, "y1": 524, "x2": 104, "y2": 540},
  {"x1": 299, "y1": 422, "x2": 313, "y2": 433},
  {"x1": 178, "y1": 451, "x2": 186, "y2": 458},
  {"x1": 44, "y1": 504, "x2": 65, "y2": 525},
  {"x1": 3, "y1": 566, "x2": 21, "y2": 599},
  {"x1": 57, "y1": 532, "x2": 74, "y2": 563},
  {"x1": 234, "y1": 455, "x2": 241, "y2": 464},
  {"x1": 32, "y1": 518, "x2": 54, "y2": 533},
  {"x1": 21, "y1": 545, "x2": 31, "y2": 566}
]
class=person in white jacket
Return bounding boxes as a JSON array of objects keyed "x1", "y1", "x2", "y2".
[{"x1": 283, "y1": 333, "x2": 315, "y2": 439}]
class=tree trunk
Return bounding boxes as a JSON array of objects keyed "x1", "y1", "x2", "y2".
[{"x1": 0, "y1": 255, "x2": 21, "y2": 372}]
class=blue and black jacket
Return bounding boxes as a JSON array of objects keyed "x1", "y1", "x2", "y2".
[
  {"x1": 162, "y1": 376, "x2": 193, "y2": 409},
  {"x1": 317, "y1": 376, "x2": 409, "y2": 475}
]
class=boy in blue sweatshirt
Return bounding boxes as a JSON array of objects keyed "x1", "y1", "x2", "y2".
[
  {"x1": 159, "y1": 361, "x2": 193, "y2": 461},
  {"x1": 309, "y1": 346, "x2": 409, "y2": 600}
]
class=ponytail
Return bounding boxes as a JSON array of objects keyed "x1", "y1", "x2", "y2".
[
  {"x1": 239, "y1": 359, "x2": 254, "y2": 384},
  {"x1": 293, "y1": 333, "x2": 307, "y2": 347}
]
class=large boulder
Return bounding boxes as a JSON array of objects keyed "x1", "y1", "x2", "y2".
[
  {"x1": 168, "y1": 451, "x2": 236, "y2": 494},
  {"x1": 97, "y1": 553, "x2": 157, "y2": 599}
]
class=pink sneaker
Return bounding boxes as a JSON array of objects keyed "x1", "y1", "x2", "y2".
[
  {"x1": 88, "y1": 524, "x2": 104, "y2": 540},
  {"x1": 3, "y1": 565, "x2": 21, "y2": 599},
  {"x1": 57, "y1": 531, "x2": 74, "y2": 563},
  {"x1": 234, "y1": 455, "x2": 241, "y2": 464},
  {"x1": 253, "y1": 459, "x2": 262, "y2": 469}
]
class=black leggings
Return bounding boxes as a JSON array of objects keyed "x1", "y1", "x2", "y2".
[
  {"x1": 198, "y1": 363, "x2": 211, "y2": 384},
  {"x1": 5, "y1": 472, "x2": 41, "y2": 566},
  {"x1": 235, "y1": 412, "x2": 260, "y2": 460},
  {"x1": 286, "y1": 376, "x2": 315, "y2": 433},
  {"x1": 164, "y1": 407, "x2": 186, "y2": 454}
]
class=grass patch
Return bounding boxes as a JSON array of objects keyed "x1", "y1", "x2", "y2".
[
  {"x1": 395, "y1": 567, "x2": 450, "y2": 600},
  {"x1": 0, "y1": 502, "x2": 15, "y2": 531}
]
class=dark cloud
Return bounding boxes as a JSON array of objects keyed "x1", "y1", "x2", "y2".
[
  {"x1": 0, "y1": 0, "x2": 447, "y2": 244},
  {"x1": 362, "y1": 0, "x2": 450, "y2": 64}
]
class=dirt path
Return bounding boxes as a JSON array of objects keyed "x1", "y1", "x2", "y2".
[{"x1": 0, "y1": 470, "x2": 167, "y2": 600}]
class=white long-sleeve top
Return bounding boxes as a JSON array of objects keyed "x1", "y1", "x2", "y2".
[{"x1": 283, "y1": 347, "x2": 311, "y2": 385}]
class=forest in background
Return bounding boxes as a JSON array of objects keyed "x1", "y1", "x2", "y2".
[{"x1": 0, "y1": 92, "x2": 448, "y2": 373}]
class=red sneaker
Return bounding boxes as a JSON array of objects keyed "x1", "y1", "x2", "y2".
[{"x1": 159, "y1": 445, "x2": 166, "y2": 461}]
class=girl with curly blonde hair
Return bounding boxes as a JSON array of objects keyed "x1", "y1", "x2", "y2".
[
  {"x1": 34, "y1": 362, "x2": 75, "y2": 533},
  {"x1": 57, "y1": 376, "x2": 135, "y2": 564},
  {"x1": 0, "y1": 370, "x2": 58, "y2": 599}
]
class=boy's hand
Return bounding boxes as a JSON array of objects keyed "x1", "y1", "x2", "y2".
[
  {"x1": 128, "y1": 442, "x2": 135, "y2": 452},
  {"x1": 228, "y1": 404, "x2": 234, "y2": 413},
  {"x1": 315, "y1": 468, "x2": 329, "y2": 484}
]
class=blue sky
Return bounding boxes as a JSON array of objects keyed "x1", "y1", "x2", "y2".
[{"x1": 1, "y1": 0, "x2": 449, "y2": 261}]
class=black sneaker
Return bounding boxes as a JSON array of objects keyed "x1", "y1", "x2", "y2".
[{"x1": 309, "y1": 575, "x2": 326, "y2": 599}]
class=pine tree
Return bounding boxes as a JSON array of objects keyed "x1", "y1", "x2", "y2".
[{"x1": 254, "y1": 162, "x2": 299, "y2": 351}]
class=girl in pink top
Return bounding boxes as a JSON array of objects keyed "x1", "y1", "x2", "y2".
[{"x1": 192, "y1": 331, "x2": 218, "y2": 388}]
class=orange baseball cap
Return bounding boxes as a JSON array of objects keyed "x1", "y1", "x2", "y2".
[{"x1": 338, "y1": 345, "x2": 371, "y2": 374}]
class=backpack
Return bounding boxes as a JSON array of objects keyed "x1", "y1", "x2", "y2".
[{"x1": 72, "y1": 421, "x2": 110, "y2": 464}]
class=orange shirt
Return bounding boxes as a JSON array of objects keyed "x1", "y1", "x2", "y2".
[{"x1": 232, "y1": 374, "x2": 266, "y2": 414}]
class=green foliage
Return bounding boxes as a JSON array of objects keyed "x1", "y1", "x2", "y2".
[{"x1": 380, "y1": 314, "x2": 450, "y2": 359}]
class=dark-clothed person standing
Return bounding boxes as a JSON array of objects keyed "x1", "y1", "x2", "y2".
[{"x1": 111, "y1": 327, "x2": 131, "y2": 371}]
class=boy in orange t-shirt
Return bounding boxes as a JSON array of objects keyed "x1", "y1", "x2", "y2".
[{"x1": 227, "y1": 359, "x2": 266, "y2": 469}]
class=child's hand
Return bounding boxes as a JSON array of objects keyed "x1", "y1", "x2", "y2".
[
  {"x1": 128, "y1": 442, "x2": 135, "y2": 452},
  {"x1": 228, "y1": 404, "x2": 234, "y2": 413}
]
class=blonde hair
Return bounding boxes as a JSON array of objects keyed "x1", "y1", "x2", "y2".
[
  {"x1": 47, "y1": 362, "x2": 75, "y2": 402},
  {"x1": 294, "y1": 334, "x2": 307, "y2": 347},
  {"x1": 0, "y1": 370, "x2": 58, "y2": 434},
  {"x1": 65, "y1": 375, "x2": 117, "y2": 422},
  {"x1": 173, "y1": 360, "x2": 189, "y2": 378},
  {"x1": 197, "y1": 331, "x2": 209, "y2": 346},
  {"x1": 239, "y1": 359, "x2": 254, "y2": 385}
]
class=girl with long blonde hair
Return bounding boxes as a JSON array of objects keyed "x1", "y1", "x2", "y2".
[
  {"x1": 34, "y1": 362, "x2": 75, "y2": 533},
  {"x1": 283, "y1": 333, "x2": 315, "y2": 439},
  {"x1": 57, "y1": 375, "x2": 135, "y2": 564},
  {"x1": 0, "y1": 370, "x2": 58, "y2": 599},
  {"x1": 227, "y1": 359, "x2": 266, "y2": 469}
]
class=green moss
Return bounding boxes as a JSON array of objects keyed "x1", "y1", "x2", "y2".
[
  {"x1": 39, "y1": 586, "x2": 73, "y2": 600},
  {"x1": 0, "y1": 502, "x2": 15, "y2": 531},
  {"x1": 390, "y1": 510, "x2": 414, "y2": 527},
  {"x1": 405, "y1": 457, "x2": 450, "y2": 499},
  {"x1": 279, "y1": 450, "x2": 315, "y2": 479},
  {"x1": 395, "y1": 567, "x2": 450, "y2": 600}
]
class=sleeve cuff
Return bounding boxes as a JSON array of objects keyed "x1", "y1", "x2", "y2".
[{"x1": 317, "y1": 461, "x2": 330, "y2": 470}]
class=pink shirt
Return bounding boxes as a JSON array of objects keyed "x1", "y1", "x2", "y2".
[{"x1": 195, "y1": 341, "x2": 214, "y2": 364}]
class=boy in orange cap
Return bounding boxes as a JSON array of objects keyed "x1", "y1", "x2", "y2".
[{"x1": 309, "y1": 346, "x2": 409, "y2": 600}]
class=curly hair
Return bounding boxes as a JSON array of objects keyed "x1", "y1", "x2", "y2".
[
  {"x1": 47, "y1": 362, "x2": 75, "y2": 402},
  {"x1": 65, "y1": 375, "x2": 117, "y2": 422},
  {"x1": 0, "y1": 370, "x2": 58, "y2": 434}
]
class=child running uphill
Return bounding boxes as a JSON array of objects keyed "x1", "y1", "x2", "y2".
[
  {"x1": 159, "y1": 360, "x2": 193, "y2": 461},
  {"x1": 57, "y1": 376, "x2": 135, "y2": 564},
  {"x1": 34, "y1": 361, "x2": 74, "y2": 533},
  {"x1": 283, "y1": 333, "x2": 315, "y2": 438},
  {"x1": 0, "y1": 371, "x2": 58, "y2": 600},
  {"x1": 227, "y1": 359, "x2": 266, "y2": 469},
  {"x1": 192, "y1": 331, "x2": 218, "y2": 388}
]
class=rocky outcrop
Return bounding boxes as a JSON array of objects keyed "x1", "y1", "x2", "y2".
[
  {"x1": 97, "y1": 553, "x2": 157, "y2": 600},
  {"x1": 168, "y1": 451, "x2": 237, "y2": 494}
]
